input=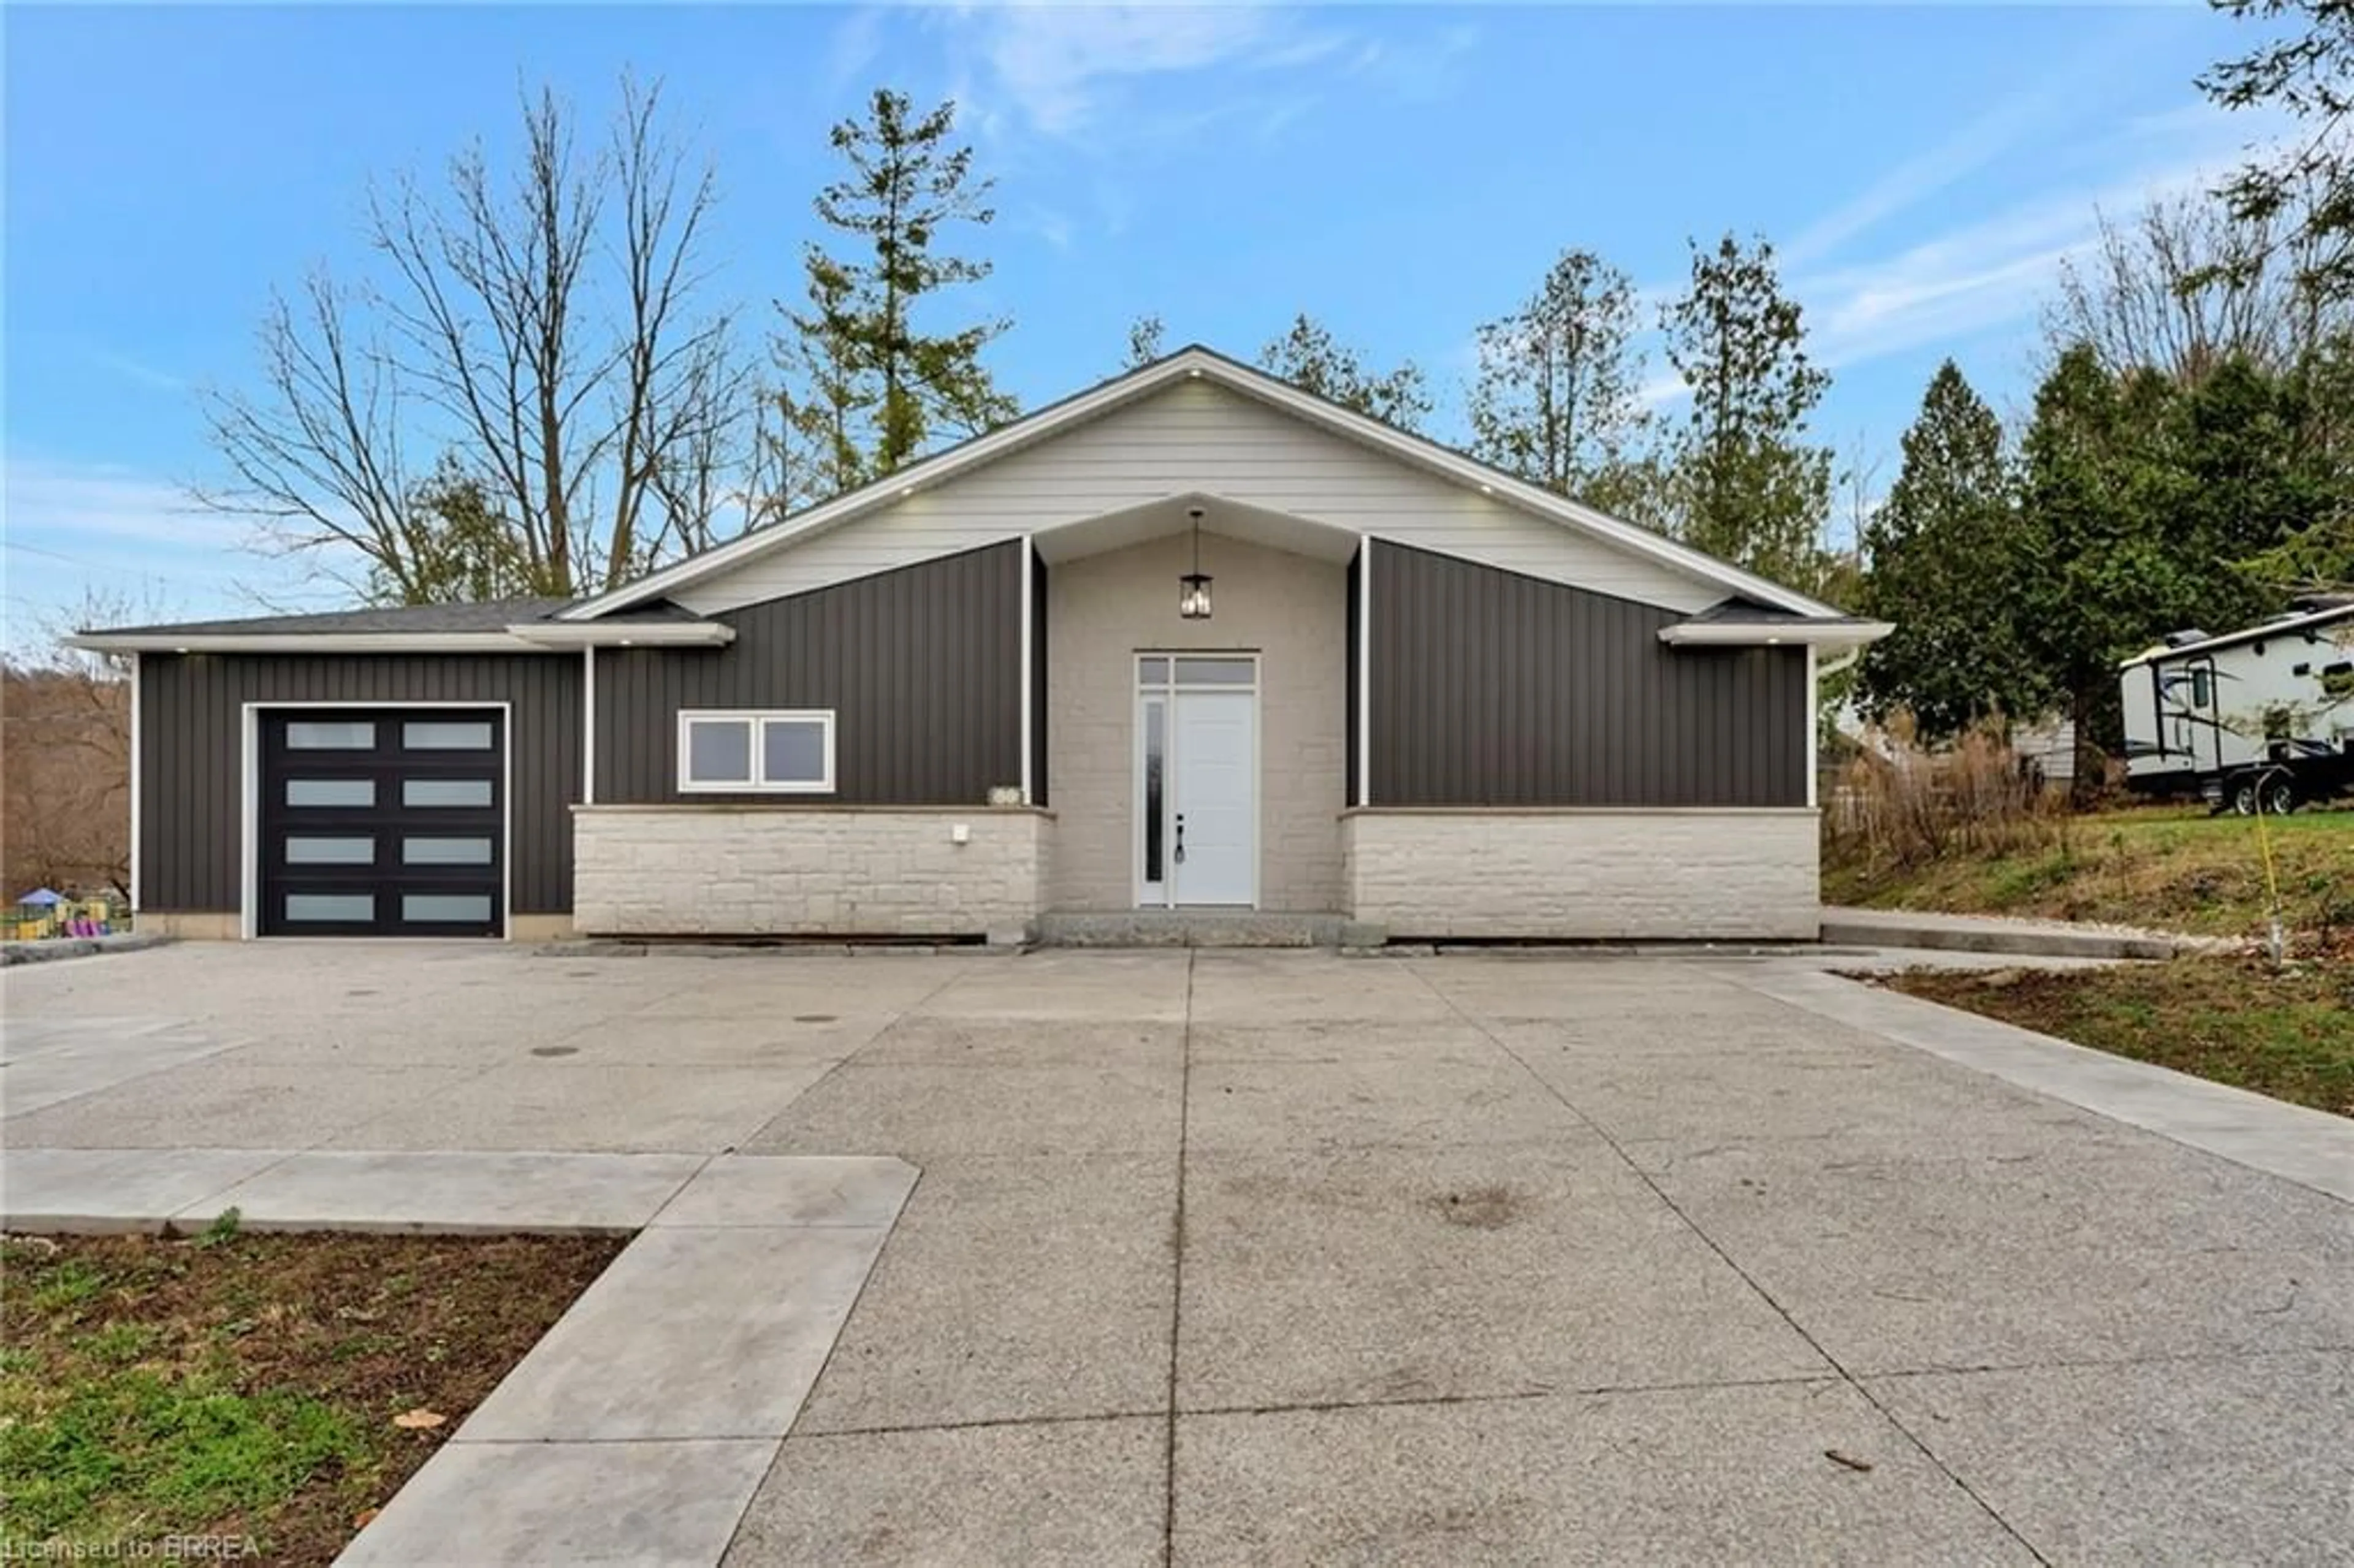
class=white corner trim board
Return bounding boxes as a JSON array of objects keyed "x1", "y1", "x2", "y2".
[{"x1": 129, "y1": 651, "x2": 143, "y2": 913}]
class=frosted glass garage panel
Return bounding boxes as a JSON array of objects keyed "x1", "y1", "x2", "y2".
[
  {"x1": 402, "y1": 778, "x2": 494, "y2": 808},
  {"x1": 285, "y1": 894, "x2": 373, "y2": 922},
  {"x1": 403, "y1": 837, "x2": 493, "y2": 865},
  {"x1": 402, "y1": 894, "x2": 493, "y2": 923},
  {"x1": 286, "y1": 778, "x2": 375, "y2": 807},
  {"x1": 286, "y1": 721, "x2": 375, "y2": 749},
  {"x1": 286, "y1": 836, "x2": 374, "y2": 865},
  {"x1": 403, "y1": 720, "x2": 495, "y2": 750}
]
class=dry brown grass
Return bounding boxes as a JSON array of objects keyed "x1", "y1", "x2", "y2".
[{"x1": 1823, "y1": 715, "x2": 2066, "y2": 875}]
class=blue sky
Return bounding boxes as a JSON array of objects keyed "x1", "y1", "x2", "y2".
[{"x1": 2, "y1": 2, "x2": 2274, "y2": 639}]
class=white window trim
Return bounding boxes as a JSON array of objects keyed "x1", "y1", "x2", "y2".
[{"x1": 677, "y1": 709, "x2": 837, "y2": 794}]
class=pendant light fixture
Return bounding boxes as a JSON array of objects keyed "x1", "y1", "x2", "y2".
[{"x1": 1179, "y1": 504, "x2": 1213, "y2": 620}]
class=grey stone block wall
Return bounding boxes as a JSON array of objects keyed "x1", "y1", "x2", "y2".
[
  {"x1": 1045, "y1": 531, "x2": 1347, "y2": 912},
  {"x1": 573, "y1": 808, "x2": 1050, "y2": 938},
  {"x1": 1342, "y1": 809, "x2": 1820, "y2": 940}
]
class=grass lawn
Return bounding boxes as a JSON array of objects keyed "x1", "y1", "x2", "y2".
[
  {"x1": 1881, "y1": 953, "x2": 2354, "y2": 1119},
  {"x1": 1, "y1": 1224, "x2": 623, "y2": 1565},
  {"x1": 1825, "y1": 804, "x2": 2354, "y2": 939}
]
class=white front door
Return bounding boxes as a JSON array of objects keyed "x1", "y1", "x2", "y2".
[
  {"x1": 1171, "y1": 689, "x2": 1255, "y2": 905},
  {"x1": 1137, "y1": 655, "x2": 1258, "y2": 908}
]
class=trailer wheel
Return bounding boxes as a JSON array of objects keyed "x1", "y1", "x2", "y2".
[
  {"x1": 2228, "y1": 775, "x2": 2262, "y2": 816},
  {"x1": 2263, "y1": 777, "x2": 2298, "y2": 816}
]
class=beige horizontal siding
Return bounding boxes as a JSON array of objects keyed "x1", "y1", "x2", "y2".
[{"x1": 677, "y1": 381, "x2": 1720, "y2": 615}]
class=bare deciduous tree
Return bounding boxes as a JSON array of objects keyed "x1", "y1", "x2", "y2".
[
  {"x1": 199, "y1": 75, "x2": 753, "y2": 603},
  {"x1": 4, "y1": 590, "x2": 159, "y2": 900},
  {"x1": 2044, "y1": 195, "x2": 2344, "y2": 382},
  {"x1": 1469, "y1": 249, "x2": 1648, "y2": 497}
]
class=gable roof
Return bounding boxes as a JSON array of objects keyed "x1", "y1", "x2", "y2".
[{"x1": 561, "y1": 344, "x2": 1846, "y2": 623}]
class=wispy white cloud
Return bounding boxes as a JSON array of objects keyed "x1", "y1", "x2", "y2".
[
  {"x1": 90, "y1": 349, "x2": 186, "y2": 394},
  {"x1": 1780, "y1": 28, "x2": 2141, "y2": 272},
  {"x1": 959, "y1": 4, "x2": 1298, "y2": 136},
  {"x1": 1629, "y1": 94, "x2": 2290, "y2": 411},
  {"x1": 935, "y1": 3, "x2": 1469, "y2": 142},
  {"x1": 1, "y1": 458, "x2": 277, "y2": 636},
  {"x1": 822, "y1": 7, "x2": 891, "y2": 99},
  {"x1": 1799, "y1": 116, "x2": 2287, "y2": 375},
  {"x1": 3, "y1": 458, "x2": 234, "y2": 552}
]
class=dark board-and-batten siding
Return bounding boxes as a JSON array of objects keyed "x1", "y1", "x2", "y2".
[
  {"x1": 1368, "y1": 542, "x2": 1808, "y2": 808},
  {"x1": 137, "y1": 653, "x2": 582, "y2": 914},
  {"x1": 595, "y1": 540, "x2": 1026, "y2": 806}
]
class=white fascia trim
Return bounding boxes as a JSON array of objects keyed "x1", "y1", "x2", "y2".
[
  {"x1": 559, "y1": 348, "x2": 1841, "y2": 623},
  {"x1": 1658, "y1": 622, "x2": 1892, "y2": 650},
  {"x1": 506, "y1": 621, "x2": 733, "y2": 648},
  {"x1": 70, "y1": 631, "x2": 553, "y2": 654},
  {"x1": 67, "y1": 623, "x2": 733, "y2": 654}
]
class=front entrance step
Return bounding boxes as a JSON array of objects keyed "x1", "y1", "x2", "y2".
[{"x1": 1034, "y1": 910, "x2": 1374, "y2": 948}]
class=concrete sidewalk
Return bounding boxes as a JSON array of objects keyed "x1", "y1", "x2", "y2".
[
  {"x1": 1716, "y1": 965, "x2": 2354, "y2": 1203},
  {"x1": 1820, "y1": 904, "x2": 2225, "y2": 961},
  {"x1": 1, "y1": 1146, "x2": 918, "y2": 1567}
]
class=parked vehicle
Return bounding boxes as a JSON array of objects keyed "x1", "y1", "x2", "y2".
[{"x1": 2120, "y1": 598, "x2": 2354, "y2": 815}]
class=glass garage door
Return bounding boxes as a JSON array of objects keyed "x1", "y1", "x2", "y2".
[{"x1": 259, "y1": 709, "x2": 504, "y2": 937}]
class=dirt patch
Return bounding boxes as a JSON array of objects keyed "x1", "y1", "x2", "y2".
[
  {"x1": 1431, "y1": 1185, "x2": 1526, "y2": 1230},
  {"x1": 1878, "y1": 950, "x2": 2353, "y2": 1119},
  {"x1": 0, "y1": 1228, "x2": 623, "y2": 1565}
]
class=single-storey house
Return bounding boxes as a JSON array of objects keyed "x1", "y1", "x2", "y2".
[{"x1": 72, "y1": 346, "x2": 1889, "y2": 945}]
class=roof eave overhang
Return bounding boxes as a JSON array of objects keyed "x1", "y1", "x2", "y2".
[
  {"x1": 67, "y1": 631, "x2": 556, "y2": 654},
  {"x1": 64, "y1": 623, "x2": 734, "y2": 655},
  {"x1": 506, "y1": 622, "x2": 734, "y2": 649},
  {"x1": 559, "y1": 346, "x2": 1843, "y2": 623},
  {"x1": 1658, "y1": 622, "x2": 1894, "y2": 652}
]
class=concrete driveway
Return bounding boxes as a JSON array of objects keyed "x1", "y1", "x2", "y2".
[{"x1": 4, "y1": 943, "x2": 2349, "y2": 1564}]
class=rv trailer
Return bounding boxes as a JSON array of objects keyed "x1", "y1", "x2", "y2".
[{"x1": 2119, "y1": 598, "x2": 2354, "y2": 814}]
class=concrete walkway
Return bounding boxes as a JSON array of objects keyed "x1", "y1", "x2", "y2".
[
  {"x1": 4, "y1": 943, "x2": 2349, "y2": 1564},
  {"x1": 1718, "y1": 965, "x2": 2354, "y2": 1203},
  {"x1": 1, "y1": 1146, "x2": 918, "y2": 1566}
]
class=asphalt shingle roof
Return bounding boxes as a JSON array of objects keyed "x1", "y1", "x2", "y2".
[{"x1": 82, "y1": 596, "x2": 706, "y2": 638}]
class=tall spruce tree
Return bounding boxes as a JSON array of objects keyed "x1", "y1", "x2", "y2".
[
  {"x1": 2014, "y1": 348, "x2": 2217, "y2": 791},
  {"x1": 775, "y1": 89, "x2": 1014, "y2": 506},
  {"x1": 1660, "y1": 235, "x2": 1837, "y2": 593},
  {"x1": 1468, "y1": 249, "x2": 1647, "y2": 497},
  {"x1": 1257, "y1": 314, "x2": 1431, "y2": 430},
  {"x1": 1856, "y1": 362, "x2": 2046, "y2": 740}
]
